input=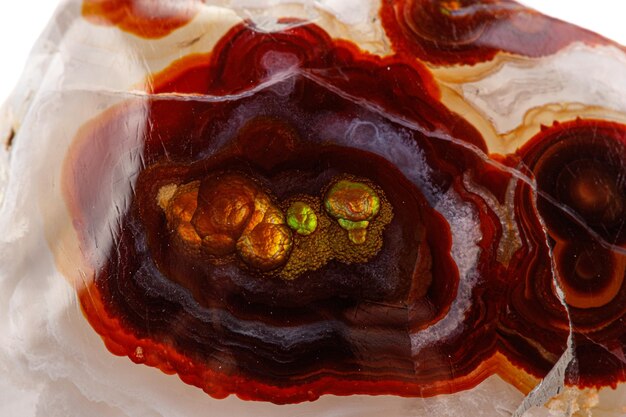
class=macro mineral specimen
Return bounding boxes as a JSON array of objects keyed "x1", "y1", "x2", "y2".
[{"x1": 1, "y1": 1, "x2": 625, "y2": 416}]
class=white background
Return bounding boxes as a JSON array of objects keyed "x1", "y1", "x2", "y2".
[
  {"x1": 0, "y1": 1, "x2": 625, "y2": 416},
  {"x1": 0, "y1": 1, "x2": 626, "y2": 105},
  {"x1": 0, "y1": 0, "x2": 626, "y2": 417}
]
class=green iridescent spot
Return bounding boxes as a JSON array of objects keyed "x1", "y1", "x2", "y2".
[
  {"x1": 287, "y1": 201, "x2": 318, "y2": 236},
  {"x1": 337, "y1": 219, "x2": 369, "y2": 244},
  {"x1": 324, "y1": 180, "x2": 380, "y2": 222},
  {"x1": 337, "y1": 218, "x2": 369, "y2": 230}
]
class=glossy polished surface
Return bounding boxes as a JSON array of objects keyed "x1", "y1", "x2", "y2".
[{"x1": 2, "y1": 0, "x2": 626, "y2": 416}]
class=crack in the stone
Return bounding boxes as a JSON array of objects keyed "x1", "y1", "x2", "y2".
[
  {"x1": 32, "y1": 61, "x2": 615, "y2": 413},
  {"x1": 513, "y1": 335, "x2": 574, "y2": 416},
  {"x1": 512, "y1": 176, "x2": 575, "y2": 416}
]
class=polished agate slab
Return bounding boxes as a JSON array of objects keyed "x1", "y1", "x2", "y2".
[{"x1": 1, "y1": 1, "x2": 626, "y2": 416}]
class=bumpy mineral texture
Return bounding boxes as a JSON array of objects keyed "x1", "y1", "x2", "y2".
[{"x1": 2, "y1": 0, "x2": 626, "y2": 415}]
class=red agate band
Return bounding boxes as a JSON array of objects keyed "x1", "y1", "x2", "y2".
[
  {"x1": 82, "y1": 0, "x2": 200, "y2": 39},
  {"x1": 515, "y1": 119, "x2": 626, "y2": 386},
  {"x1": 63, "y1": 20, "x2": 626, "y2": 403},
  {"x1": 380, "y1": 0, "x2": 615, "y2": 66}
]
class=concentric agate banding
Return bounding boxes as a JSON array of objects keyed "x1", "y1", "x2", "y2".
[
  {"x1": 380, "y1": 0, "x2": 616, "y2": 65},
  {"x1": 54, "y1": 0, "x2": 626, "y2": 406},
  {"x1": 64, "y1": 22, "x2": 481, "y2": 403},
  {"x1": 515, "y1": 119, "x2": 626, "y2": 386}
]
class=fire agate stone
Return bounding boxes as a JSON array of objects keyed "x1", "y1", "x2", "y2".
[{"x1": 1, "y1": 1, "x2": 626, "y2": 416}]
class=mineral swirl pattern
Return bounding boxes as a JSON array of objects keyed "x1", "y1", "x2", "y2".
[{"x1": 59, "y1": 0, "x2": 626, "y2": 405}]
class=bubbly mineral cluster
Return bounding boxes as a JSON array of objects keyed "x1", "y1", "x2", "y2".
[{"x1": 1, "y1": 1, "x2": 626, "y2": 416}]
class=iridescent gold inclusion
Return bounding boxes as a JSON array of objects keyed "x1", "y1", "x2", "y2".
[
  {"x1": 279, "y1": 186, "x2": 393, "y2": 280},
  {"x1": 192, "y1": 175, "x2": 257, "y2": 257},
  {"x1": 236, "y1": 193, "x2": 293, "y2": 271},
  {"x1": 157, "y1": 174, "x2": 293, "y2": 270},
  {"x1": 158, "y1": 174, "x2": 392, "y2": 279},
  {"x1": 161, "y1": 181, "x2": 202, "y2": 248},
  {"x1": 324, "y1": 179, "x2": 381, "y2": 244}
]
